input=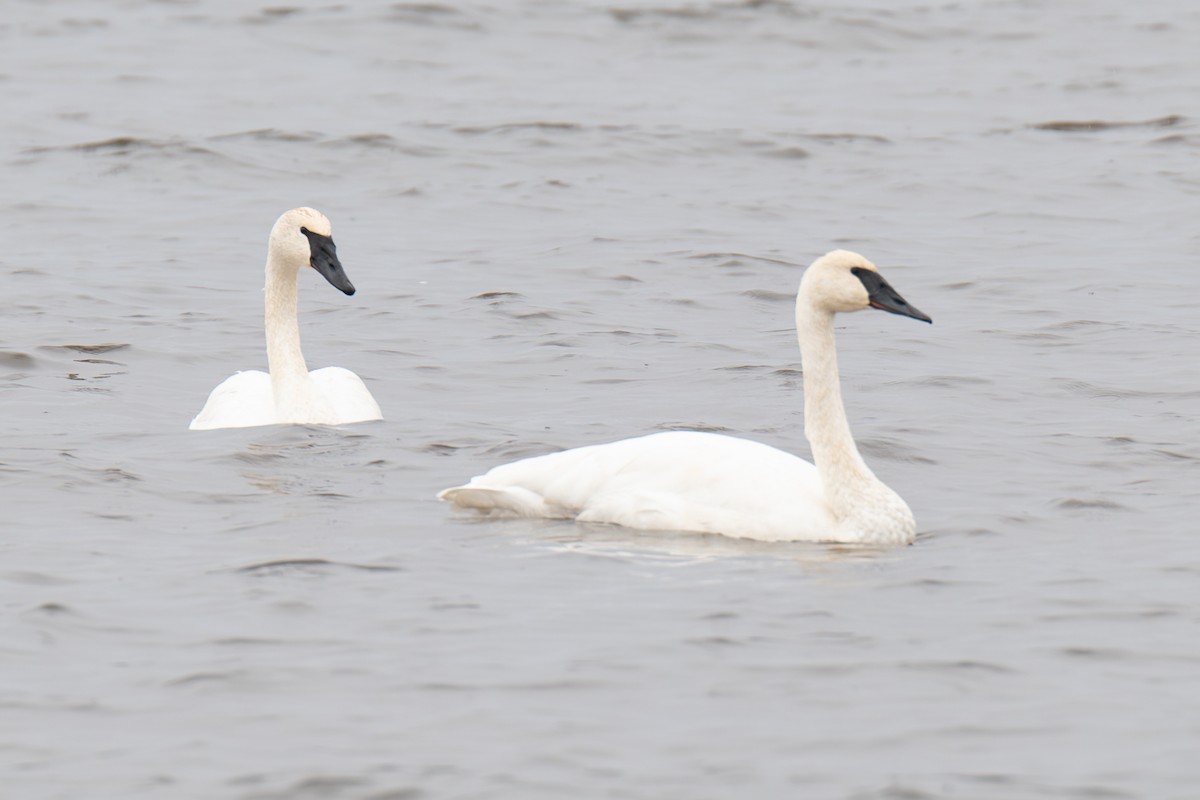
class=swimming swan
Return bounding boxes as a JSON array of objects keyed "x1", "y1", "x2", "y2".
[
  {"x1": 189, "y1": 207, "x2": 383, "y2": 430},
  {"x1": 438, "y1": 250, "x2": 931, "y2": 544}
]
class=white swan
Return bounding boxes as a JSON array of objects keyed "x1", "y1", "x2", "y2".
[
  {"x1": 438, "y1": 250, "x2": 931, "y2": 544},
  {"x1": 189, "y1": 207, "x2": 383, "y2": 430}
]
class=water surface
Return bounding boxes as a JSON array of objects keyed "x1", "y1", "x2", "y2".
[{"x1": 3, "y1": 2, "x2": 1199, "y2": 798}]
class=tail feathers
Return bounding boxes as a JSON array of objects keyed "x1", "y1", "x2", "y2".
[{"x1": 437, "y1": 485, "x2": 566, "y2": 518}]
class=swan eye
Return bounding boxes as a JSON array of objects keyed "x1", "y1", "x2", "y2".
[{"x1": 300, "y1": 226, "x2": 310, "y2": 234}]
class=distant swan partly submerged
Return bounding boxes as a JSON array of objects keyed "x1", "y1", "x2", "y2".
[
  {"x1": 438, "y1": 250, "x2": 931, "y2": 544},
  {"x1": 190, "y1": 207, "x2": 383, "y2": 430}
]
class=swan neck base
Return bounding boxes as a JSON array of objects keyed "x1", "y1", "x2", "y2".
[{"x1": 264, "y1": 260, "x2": 309, "y2": 398}]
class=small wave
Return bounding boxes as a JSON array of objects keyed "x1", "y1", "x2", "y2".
[
  {"x1": 453, "y1": 121, "x2": 582, "y2": 135},
  {"x1": 985, "y1": 329, "x2": 1069, "y2": 342},
  {"x1": 858, "y1": 437, "x2": 937, "y2": 464},
  {"x1": 40, "y1": 342, "x2": 129, "y2": 354},
  {"x1": 320, "y1": 133, "x2": 446, "y2": 157},
  {"x1": 899, "y1": 659, "x2": 1016, "y2": 674},
  {"x1": 900, "y1": 375, "x2": 992, "y2": 388},
  {"x1": 328, "y1": 131, "x2": 393, "y2": 148},
  {"x1": 1055, "y1": 498, "x2": 1128, "y2": 511},
  {"x1": 422, "y1": 441, "x2": 474, "y2": 455},
  {"x1": 419, "y1": 678, "x2": 601, "y2": 692},
  {"x1": 386, "y1": 3, "x2": 480, "y2": 29},
  {"x1": 1154, "y1": 449, "x2": 1199, "y2": 461},
  {"x1": 715, "y1": 363, "x2": 772, "y2": 372},
  {"x1": 231, "y1": 449, "x2": 288, "y2": 466},
  {"x1": 234, "y1": 558, "x2": 402, "y2": 575},
  {"x1": 482, "y1": 439, "x2": 566, "y2": 459},
  {"x1": 1030, "y1": 114, "x2": 1184, "y2": 132},
  {"x1": 1152, "y1": 133, "x2": 1200, "y2": 146},
  {"x1": 165, "y1": 670, "x2": 252, "y2": 688},
  {"x1": 883, "y1": 577, "x2": 969, "y2": 589},
  {"x1": 685, "y1": 635, "x2": 744, "y2": 648},
  {"x1": 609, "y1": 0, "x2": 808, "y2": 24},
  {"x1": 26, "y1": 602, "x2": 76, "y2": 617},
  {"x1": 760, "y1": 145, "x2": 809, "y2": 159},
  {"x1": 73, "y1": 357, "x2": 124, "y2": 366},
  {"x1": 208, "y1": 128, "x2": 321, "y2": 143},
  {"x1": 805, "y1": 132, "x2": 891, "y2": 144},
  {"x1": 243, "y1": 6, "x2": 305, "y2": 22},
  {"x1": 0, "y1": 351, "x2": 37, "y2": 369},
  {"x1": 390, "y1": 2, "x2": 461, "y2": 15},
  {"x1": 244, "y1": 4, "x2": 468, "y2": 35},
  {"x1": 687, "y1": 251, "x2": 800, "y2": 267},
  {"x1": 1060, "y1": 379, "x2": 1200, "y2": 400},
  {"x1": 1037, "y1": 319, "x2": 1119, "y2": 332},
  {"x1": 83, "y1": 466, "x2": 141, "y2": 483},
  {"x1": 26, "y1": 137, "x2": 221, "y2": 159},
  {"x1": 1058, "y1": 646, "x2": 1131, "y2": 660},
  {"x1": 3, "y1": 571, "x2": 73, "y2": 586}
]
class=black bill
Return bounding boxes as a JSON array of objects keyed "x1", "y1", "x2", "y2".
[
  {"x1": 301, "y1": 226, "x2": 355, "y2": 296},
  {"x1": 851, "y1": 267, "x2": 931, "y2": 323}
]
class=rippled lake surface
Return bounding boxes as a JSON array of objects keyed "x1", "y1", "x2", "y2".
[{"x1": 3, "y1": 1, "x2": 1200, "y2": 798}]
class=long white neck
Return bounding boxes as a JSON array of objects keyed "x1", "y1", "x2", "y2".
[
  {"x1": 264, "y1": 251, "x2": 309, "y2": 400},
  {"x1": 796, "y1": 292, "x2": 917, "y2": 543},
  {"x1": 795, "y1": 295, "x2": 882, "y2": 517}
]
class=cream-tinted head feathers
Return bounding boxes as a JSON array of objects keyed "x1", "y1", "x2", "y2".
[
  {"x1": 268, "y1": 207, "x2": 333, "y2": 272},
  {"x1": 277, "y1": 206, "x2": 332, "y2": 236},
  {"x1": 814, "y1": 249, "x2": 877, "y2": 272},
  {"x1": 799, "y1": 250, "x2": 877, "y2": 314},
  {"x1": 264, "y1": 207, "x2": 355, "y2": 295},
  {"x1": 799, "y1": 249, "x2": 931, "y2": 323}
]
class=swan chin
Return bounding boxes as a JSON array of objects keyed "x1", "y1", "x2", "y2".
[
  {"x1": 189, "y1": 208, "x2": 383, "y2": 431},
  {"x1": 439, "y1": 249, "x2": 928, "y2": 545}
]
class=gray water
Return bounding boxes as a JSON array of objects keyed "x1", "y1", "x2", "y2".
[{"x1": 3, "y1": 1, "x2": 1199, "y2": 798}]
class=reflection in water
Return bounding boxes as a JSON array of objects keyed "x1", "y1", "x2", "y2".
[
  {"x1": 493, "y1": 517, "x2": 898, "y2": 569},
  {"x1": 232, "y1": 428, "x2": 377, "y2": 496}
]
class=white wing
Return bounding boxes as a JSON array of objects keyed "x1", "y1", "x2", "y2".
[
  {"x1": 310, "y1": 367, "x2": 383, "y2": 424},
  {"x1": 189, "y1": 370, "x2": 275, "y2": 430},
  {"x1": 440, "y1": 431, "x2": 837, "y2": 542}
]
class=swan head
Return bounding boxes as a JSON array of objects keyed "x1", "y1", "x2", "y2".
[
  {"x1": 801, "y1": 249, "x2": 930, "y2": 323},
  {"x1": 268, "y1": 207, "x2": 355, "y2": 296}
]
